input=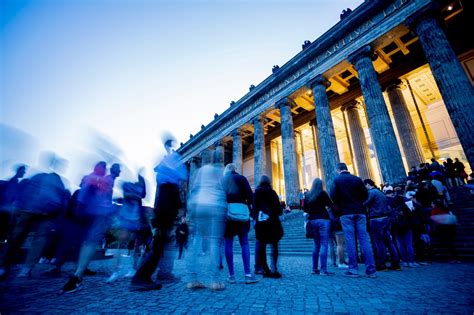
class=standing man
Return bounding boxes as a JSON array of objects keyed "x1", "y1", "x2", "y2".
[
  {"x1": 363, "y1": 179, "x2": 401, "y2": 271},
  {"x1": 330, "y1": 163, "x2": 376, "y2": 278},
  {"x1": 131, "y1": 134, "x2": 187, "y2": 291}
]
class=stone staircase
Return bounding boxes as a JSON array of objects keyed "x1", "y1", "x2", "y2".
[{"x1": 236, "y1": 186, "x2": 474, "y2": 259}]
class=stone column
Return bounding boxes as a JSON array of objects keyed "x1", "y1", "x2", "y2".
[
  {"x1": 309, "y1": 120, "x2": 321, "y2": 179},
  {"x1": 232, "y1": 129, "x2": 243, "y2": 174},
  {"x1": 253, "y1": 116, "x2": 266, "y2": 188},
  {"x1": 188, "y1": 157, "x2": 199, "y2": 186},
  {"x1": 349, "y1": 46, "x2": 406, "y2": 185},
  {"x1": 408, "y1": 13, "x2": 474, "y2": 169},
  {"x1": 343, "y1": 101, "x2": 374, "y2": 181},
  {"x1": 276, "y1": 98, "x2": 300, "y2": 206},
  {"x1": 308, "y1": 75, "x2": 340, "y2": 190},
  {"x1": 214, "y1": 140, "x2": 225, "y2": 165},
  {"x1": 386, "y1": 80, "x2": 425, "y2": 168}
]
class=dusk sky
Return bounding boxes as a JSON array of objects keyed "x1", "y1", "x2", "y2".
[{"x1": 1, "y1": 0, "x2": 362, "y2": 199}]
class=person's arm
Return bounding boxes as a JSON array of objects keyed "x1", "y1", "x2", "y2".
[{"x1": 363, "y1": 190, "x2": 374, "y2": 207}]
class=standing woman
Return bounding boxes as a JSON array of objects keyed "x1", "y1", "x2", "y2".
[
  {"x1": 304, "y1": 178, "x2": 335, "y2": 276},
  {"x1": 253, "y1": 175, "x2": 283, "y2": 278}
]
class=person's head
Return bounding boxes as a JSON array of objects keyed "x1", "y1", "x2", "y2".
[
  {"x1": 336, "y1": 163, "x2": 348, "y2": 174},
  {"x1": 447, "y1": 158, "x2": 453, "y2": 163},
  {"x1": 363, "y1": 179, "x2": 376, "y2": 189},
  {"x1": 161, "y1": 131, "x2": 177, "y2": 154},
  {"x1": 431, "y1": 158, "x2": 436, "y2": 163},
  {"x1": 181, "y1": 216, "x2": 187, "y2": 224},
  {"x1": 258, "y1": 175, "x2": 271, "y2": 188},
  {"x1": 385, "y1": 189, "x2": 394, "y2": 197},
  {"x1": 455, "y1": 158, "x2": 459, "y2": 162},
  {"x1": 411, "y1": 166, "x2": 417, "y2": 171},
  {"x1": 431, "y1": 199, "x2": 446, "y2": 210},
  {"x1": 15, "y1": 165, "x2": 27, "y2": 178},
  {"x1": 224, "y1": 163, "x2": 237, "y2": 176},
  {"x1": 201, "y1": 150, "x2": 212, "y2": 165},
  {"x1": 93, "y1": 161, "x2": 107, "y2": 176},
  {"x1": 110, "y1": 163, "x2": 121, "y2": 178},
  {"x1": 308, "y1": 178, "x2": 323, "y2": 202}
]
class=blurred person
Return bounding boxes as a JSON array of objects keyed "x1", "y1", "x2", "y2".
[
  {"x1": 430, "y1": 199, "x2": 459, "y2": 263},
  {"x1": 363, "y1": 179, "x2": 401, "y2": 271},
  {"x1": 130, "y1": 135, "x2": 187, "y2": 291},
  {"x1": 330, "y1": 163, "x2": 376, "y2": 278},
  {"x1": 304, "y1": 178, "x2": 335, "y2": 276},
  {"x1": 0, "y1": 165, "x2": 27, "y2": 242},
  {"x1": 222, "y1": 163, "x2": 258, "y2": 285},
  {"x1": 444, "y1": 158, "x2": 457, "y2": 187},
  {"x1": 61, "y1": 162, "x2": 120, "y2": 293},
  {"x1": 175, "y1": 217, "x2": 189, "y2": 260},
  {"x1": 453, "y1": 158, "x2": 467, "y2": 185},
  {"x1": 107, "y1": 173, "x2": 147, "y2": 283},
  {"x1": 186, "y1": 149, "x2": 226, "y2": 290},
  {"x1": 0, "y1": 156, "x2": 69, "y2": 280},
  {"x1": 431, "y1": 174, "x2": 451, "y2": 205},
  {"x1": 253, "y1": 175, "x2": 284, "y2": 279}
]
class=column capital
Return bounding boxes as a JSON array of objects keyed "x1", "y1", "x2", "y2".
[
  {"x1": 308, "y1": 74, "x2": 331, "y2": 89},
  {"x1": 341, "y1": 100, "x2": 361, "y2": 112},
  {"x1": 251, "y1": 115, "x2": 265, "y2": 125},
  {"x1": 275, "y1": 97, "x2": 297, "y2": 110},
  {"x1": 385, "y1": 79, "x2": 406, "y2": 92},
  {"x1": 404, "y1": 3, "x2": 441, "y2": 31},
  {"x1": 214, "y1": 139, "x2": 224, "y2": 147},
  {"x1": 231, "y1": 128, "x2": 242, "y2": 137},
  {"x1": 348, "y1": 45, "x2": 377, "y2": 65}
]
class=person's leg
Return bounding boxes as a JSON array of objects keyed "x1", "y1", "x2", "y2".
[
  {"x1": 24, "y1": 219, "x2": 55, "y2": 272},
  {"x1": 224, "y1": 237, "x2": 234, "y2": 276},
  {"x1": 319, "y1": 220, "x2": 331, "y2": 273},
  {"x1": 209, "y1": 212, "x2": 225, "y2": 285},
  {"x1": 259, "y1": 241, "x2": 270, "y2": 274},
  {"x1": 238, "y1": 231, "x2": 251, "y2": 275},
  {"x1": 405, "y1": 230, "x2": 415, "y2": 264},
  {"x1": 369, "y1": 218, "x2": 386, "y2": 269},
  {"x1": 355, "y1": 215, "x2": 376, "y2": 275},
  {"x1": 311, "y1": 220, "x2": 321, "y2": 273},
  {"x1": 383, "y1": 222, "x2": 400, "y2": 267},
  {"x1": 0, "y1": 212, "x2": 32, "y2": 270},
  {"x1": 340, "y1": 215, "x2": 358, "y2": 274},
  {"x1": 156, "y1": 232, "x2": 176, "y2": 280},
  {"x1": 270, "y1": 242, "x2": 279, "y2": 273},
  {"x1": 254, "y1": 240, "x2": 263, "y2": 273},
  {"x1": 396, "y1": 233, "x2": 408, "y2": 264},
  {"x1": 335, "y1": 233, "x2": 346, "y2": 265}
]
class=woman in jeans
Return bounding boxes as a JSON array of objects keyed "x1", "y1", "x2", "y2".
[
  {"x1": 222, "y1": 164, "x2": 258, "y2": 284},
  {"x1": 304, "y1": 178, "x2": 335, "y2": 276},
  {"x1": 253, "y1": 175, "x2": 284, "y2": 278}
]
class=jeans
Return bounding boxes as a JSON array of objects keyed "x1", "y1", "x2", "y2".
[
  {"x1": 259, "y1": 241, "x2": 279, "y2": 273},
  {"x1": 254, "y1": 240, "x2": 263, "y2": 272},
  {"x1": 340, "y1": 214, "x2": 376, "y2": 275},
  {"x1": 396, "y1": 230, "x2": 415, "y2": 263},
  {"x1": 224, "y1": 230, "x2": 251, "y2": 276},
  {"x1": 369, "y1": 217, "x2": 399, "y2": 267},
  {"x1": 309, "y1": 219, "x2": 331, "y2": 273}
]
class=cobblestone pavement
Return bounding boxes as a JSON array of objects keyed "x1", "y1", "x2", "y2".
[{"x1": 1, "y1": 252, "x2": 473, "y2": 314}]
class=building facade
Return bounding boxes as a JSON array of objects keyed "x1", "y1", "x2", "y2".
[{"x1": 178, "y1": 0, "x2": 474, "y2": 206}]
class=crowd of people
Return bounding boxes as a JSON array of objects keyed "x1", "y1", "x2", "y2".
[{"x1": 0, "y1": 142, "x2": 471, "y2": 293}]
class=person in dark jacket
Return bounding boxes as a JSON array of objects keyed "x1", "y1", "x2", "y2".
[
  {"x1": 330, "y1": 163, "x2": 376, "y2": 278},
  {"x1": 222, "y1": 163, "x2": 258, "y2": 284},
  {"x1": 363, "y1": 179, "x2": 400, "y2": 271},
  {"x1": 253, "y1": 175, "x2": 283, "y2": 278},
  {"x1": 0, "y1": 156, "x2": 69, "y2": 280},
  {"x1": 175, "y1": 216, "x2": 189, "y2": 259},
  {"x1": 304, "y1": 178, "x2": 334, "y2": 276}
]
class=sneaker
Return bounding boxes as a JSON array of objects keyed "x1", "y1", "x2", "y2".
[
  {"x1": 185, "y1": 281, "x2": 206, "y2": 290},
  {"x1": 106, "y1": 272, "x2": 121, "y2": 284},
  {"x1": 418, "y1": 261, "x2": 431, "y2": 266},
  {"x1": 367, "y1": 273, "x2": 377, "y2": 278},
  {"x1": 376, "y1": 266, "x2": 388, "y2": 272},
  {"x1": 338, "y1": 263, "x2": 349, "y2": 269},
  {"x1": 408, "y1": 262, "x2": 419, "y2": 268},
  {"x1": 401, "y1": 262, "x2": 409, "y2": 267},
  {"x1": 320, "y1": 271, "x2": 335, "y2": 276},
  {"x1": 227, "y1": 275, "x2": 236, "y2": 284},
  {"x1": 311, "y1": 270, "x2": 320, "y2": 275},
  {"x1": 263, "y1": 271, "x2": 273, "y2": 278},
  {"x1": 130, "y1": 279, "x2": 162, "y2": 291},
  {"x1": 17, "y1": 267, "x2": 32, "y2": 278},
  {"x1": 156, "y1": 273, "x2": 181, "y2": 284},
  {"x1": 61, "y1": 276, "x2": 83, "y2": 294},
  {"x1": 124, "y1": 270, "x2": 135, "y2": 278},
  {"x1": 43, "y1": 267, "x2": 62, "y2": 277},
  {"x1": 270, "y1": 271, "x2": 282, "y2": 279},
  {"x1": 244, "y1": 275, "x2": 259, "y2": 284},
  {"x1": 343, "y1": 271, "x2": 359, "y2": 278},
  {"x1": 83, "y1": 268, "x2": 97, "y2": 276}
]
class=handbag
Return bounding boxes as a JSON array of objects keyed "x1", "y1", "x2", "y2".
[
  {"x1": 227, "y1": 203, "x2": 250, "y2": 222},
  {"x1": 430, "y1": 212, "x2": 457, "y2": 225}
]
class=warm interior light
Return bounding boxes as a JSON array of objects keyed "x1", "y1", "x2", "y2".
[{"x1": 447, "y1": 5, "x2": 453, "y2": 10}]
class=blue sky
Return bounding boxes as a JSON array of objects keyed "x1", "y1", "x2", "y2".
[{"x1": 0, "y1": 0, "x2": 362, "y2": 198}]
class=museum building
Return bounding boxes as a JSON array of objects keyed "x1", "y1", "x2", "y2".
[{"x1": 178, "y1": 0, "x2": 474, "y2": 206}]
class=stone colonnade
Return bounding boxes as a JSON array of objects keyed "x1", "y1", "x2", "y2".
[{"x1": 186, "y1": 11, "x2": 474, "y2": 206}]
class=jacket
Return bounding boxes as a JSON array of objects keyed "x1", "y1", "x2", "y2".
[{"x1": 330, "y1": 171, "x2": 368, "y2": 216}]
